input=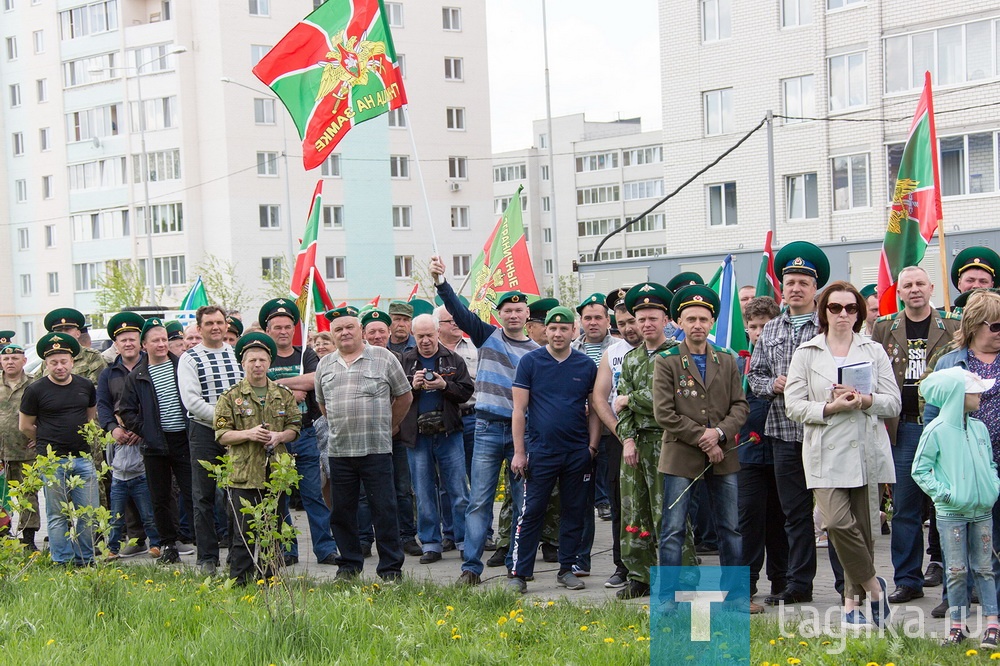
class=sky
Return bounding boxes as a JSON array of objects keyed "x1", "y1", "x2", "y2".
[{"x1": 484, "y1": 0, "x2": 662, "y2": 153}]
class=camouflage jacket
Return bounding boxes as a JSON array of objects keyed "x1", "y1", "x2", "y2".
[
  {"x1": 214, "y1": 378, "x2": 301, "y2": 490},
  {"x1": 615, "y1": 339, "x2": 678, "y2": 442},
  {"x1": 39, "y1": 347, "x2": 108, "y2": 385},
  {"x1": 1, "y1": 372, "x2": 35, "y2": 461}
]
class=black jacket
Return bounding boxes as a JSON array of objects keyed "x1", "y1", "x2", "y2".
[
  {"x1": 399, "y1": 344, "x2": 474, "y2": 447},
  {"x1": 118, "y1": 353, "x2": 188, "y2": 456}
]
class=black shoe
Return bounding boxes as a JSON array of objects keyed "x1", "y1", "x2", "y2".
[
  {"x1": 335, "y1": 568, "x2": 360, "y2": 582},
  {"x1": 283, "y1": 554, "x2": 299, "y2": 566},
  {"x1": 541, "y1": 543, "x2": 558, "y2": 563},
  {"x1": 616, "y1": 580, "x2": 650, "y2": 600},
  {"x1": 419, "y1": 551, "x2": 442, "y2": 564},
  {"x1": 361, "y1": 543, "x2": 373, "y2": 558},
  {"x1": 403, "y1": 540, "x2": 423, "y2": 557},
  {"x1": 487, "y1": 546, "x2": 508, "y2": 568},
  {"x1": 931, "y1": 599, "x2": 948, "y2": 619},
  {"x1": 695, "y1": 543, "x2": 719, "y2": 555},
  {"x1": 925, "y1": 562, "x2": 944, "y2": 587},
  {"x1": 483, "y1": 537, "x2": 497, "y2": 551},
  {"x1": 156, "y1": 546, "x2": 181, "y2": 565},
  {"x1": 882, "y1": 521, "x2": 891, "y2": 535},
  {"x1": 764, "y1": 589, "x2": 812, "y2": 606},
  {"x1": 441, "y1": 538, "x2": 456, "y2": 552},
  {"x1": 887, "y1": 585, "x2": 924, "y2": 603},
  {"x1": 973, "y1": 589, "x2": 980, "y2": 604},
  {"x1": 596, "y1": 503, "x2": 612, "y2": 521},
  {"x1": 318, "y1": 553, "x2": 338, "y2": 565}
]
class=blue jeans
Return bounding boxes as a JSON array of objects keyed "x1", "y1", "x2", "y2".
[
  {"x1": 938, "y1": 516, "x2": 999, "y2": 621},
  {"x1": 43, "y1": 456, "x2": 100, "y2": 565},
  {"x1": 282, "y1": 426, "x2": 337, "y2": 560},
  {"x1": 408, "y1": 430, "x2": 469, "y2": 552},
  {"x1": 660, "y1": 472, "x2": 741, "y2": 569},
  {"x1": 462, "y1": 418, "x2": 524, "y2": 576},
  {"x1": 890, "y1": 421, "x2": 927, "y2": 591},
  {"x1": 109, "y1": 475, "x2": 160, "y2": 552}
]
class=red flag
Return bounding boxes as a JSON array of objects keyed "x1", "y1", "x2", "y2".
[
  {"x1": 755, "y1": 230, "x2": 782, "y2": 304},
  {"x1": 368, "y1": 295, "x2": 381, "y2": 307},
  {"x1": 311, "y1": 269, "x2": 335, "y2": 333},
  {"x1": 290, "y1": 181, "x2": 323, "y2": 300},
  {"x1": 406, "y1": 284, "x2": 419, "y2": 302}
]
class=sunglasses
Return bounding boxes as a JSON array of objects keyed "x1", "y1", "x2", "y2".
[
  {"x1": 983, "y1": 321, "x2": 1000, "y2": 334},
  {"x1": 826, "y1": 303, "x2": 859, "y2": 315}
]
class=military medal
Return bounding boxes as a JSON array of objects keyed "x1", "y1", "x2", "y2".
[{"x1": 691, "y1": 390, "x2": 698, "y2": 397}]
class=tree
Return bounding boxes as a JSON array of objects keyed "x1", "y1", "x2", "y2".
[
  {"x1": 544, "y1": 274, "x2": 581, "y2": 305},
  {"x1": 259, "y1": 257, "x2": 292, "y2": 301},
  {"x1": 196, "y1": 255, "x2": 253, "y2": 313},
  {"x1": 94, "y1": 261, "x2": 156, "y2": 324}
]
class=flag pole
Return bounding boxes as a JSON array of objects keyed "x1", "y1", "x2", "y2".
[
  {"x1": 938, "y1": 225, "x2": 950, "y2": 311},
  {"x1": 300, "y1": 266, "x2": 315, "y2": 377},
  {"x1": 402, "y1": 107, "x2": 440, "y2": 257}
]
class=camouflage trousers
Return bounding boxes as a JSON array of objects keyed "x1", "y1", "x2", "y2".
[
  {"x1": 620, "y1": 431, "x2": 696, "y2": 585},
  {"x1": 2, "y1": 459, "x2": 41, "y2": 532},
  {"x1": 497, "y1": 482, "x2": 560, "y2": 549}
]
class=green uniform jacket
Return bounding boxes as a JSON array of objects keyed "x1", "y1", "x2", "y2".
[
  {"x1": 615, "y1": 339, "x2": 678, "y2": 442},
  {"x1": 39, "y1": 347, "x2": 108, "y2": 385},
  {"x1": 1, "y1": 372, "x2": 35, "y2": 461},
  {"x1": 214, "y1": 378, "x2": 301, "y2": 490},
  {"x1": 653, "y1": 341, "x2": 749, "y2": 478}
]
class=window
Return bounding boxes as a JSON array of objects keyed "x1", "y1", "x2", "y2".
[
  {"x1": 543, "y1": 227, "x2": 552, "y2": 243},
  {"x1": 258, "y1": 204, "x2": 280, "y2": 229},
  {"x1": 786, "y1": 173, "x2": 819, "y2": 219},
  {"x1": 42, "y1": 175, "x2": 53, "y2": 199},
  {"x1": 256, "y1": 151, "x2": 279, "y2": 176},
  {"x1": 39, "y1": 127, "x2": 51, "y2": 151},
  {"x1": 65, "y1": 103, "x2": 122, "y2": 142},
  {"x1": 623, "y1": 145, "x2": 663, "y2": 166},
  {"x1": 127, "y1": 44, "x2": 178, "y2": 75},
  {"x1": 540, "y1": 165, "x2": 550, "y2": 180},
  {"x1": 446, "y1": 107, "x2": 465, "y2": 130},
  {"x1": 578, "y1": 218, "x2": 620, "y2": 237},
  {"x1": 541, "y1": 196, "x2": 550, "y2": 212},
  {"x1": 576, "y1": 185, "x2": 620, "y2": 205},
  {"x1": 444, "y1": 57, "x2": 463, "y2": 81},
  {"x1": 623, "y1": 179, "x2": 664, "y2": 200},
  {"x1": 140, "y1": 255, "x2": 187, "y2": 287},
  {"x1": 782, "y1": 0, "x2": 812, "y2": 27},
  {"x1": 63, "y1": 52, "x2": 118, "y2": 87},
  {"x1": 390, "y1": 155, "x2": 409, "y2": 178},
  {"x1": 3, "y1": 0, "x2": 11, "y2": 10},
  {"x1": 782, "y1": 75, "x2": 814, "y2": 123},
  {"x1": 392, "y1": 206, "x2": 412, "y2": 229},
  {"x1": 394, "y1": 255, "x2": 413, "y2": 278},
  {"x1": 45, "y1": 224, "x2": 56, "y2": 247},
  {"x1": 260, "y1": 257, "x2": 282, "y2": 278},
  {"x1": 701, "y1": 0, "x2": 731, "y2": 42},
  {"x1": 47, "y1": 272, "x2": 59, "y2": 295},
  {"x1": 450, "y1": 206, "x2": 469, "y2": 229},
  {"x1": 828, "y1": 52, "x2": 866, "y2": 112},
  {"x1": 539, "y1": 133, "x2": 547, "y2": 148},
  {"x1": 828, "y1": 0, "x2": 864, "y2": 10},
  {"x1": 576, "y1": 151, "x2": 619, "y2": 172},
  {"x1": 626, "y1": 246, "x2": 666, "y2": 259},
  {"x1": 322, "y1": 205, "x2": 344, "y2": 229},
  {"x1": 453, "y1": 255, "x2": 470, "y2": 277},
  {"x1": 135, "y1": 203, "x2": 182, "y2": 234},
  {"x1": 72, "y1": 209, "x2": 130, "y2": 241},
  {"x1": 254, "y1": 98, "x2": 275, "y2": 124},
  {"x1": 74, "y1": 261, "x2": 105, "y2": 291},
  {"x1": 21, "y1": 322, "x2": 33, "y2": 345},
  {"x1": 59, "y1": 1, "x2": 118, "y2": 40},
  {"x1": 325, "y1": 256, "x2": 346, "y2": 280},
  {"x1": 67, "y1": 157, "x2": 127, "y2": 191},
  {"x1": 132, "y1": 149, "x2": 181, "y2": 183},
  {"x1": 831, "y1": 154, "x2": 869, "y2": 211},
  {"x1": 320, "y1": 153, "x2": 341, "y2": 177},
  {"x1": 387, "y1": 107, "x2": 406, "y2": 128},
  {"x1": 448, "y1": 156, "x2": 467, "y2": 179},
  {"x1": 396, "y1": 54, "x2": 406, "y2": 77},
  {"x1": 17, "y1": 227, "x2": 29, "y2": 250},
  {"x1": 704, "y1": 88, "x2": 734, "y2": 135},
  {"x1": 19, "y1": 274, "x2": 31, "y2": 297},
  {"x1": 15, "y1": 179, "x2": 26, "y2": 202},
  {"x1": 248, "y1": 0, "x2": 268, "y2": 16},
  {"x1": 936, "y1": 133, "x2": 996, "y2": 197},
  {"x1": 129, "y1": 96, "x2": 178, "y2": 131},
  {"x1": 33, "y1": 29, "x2": 43, "y2": 53},
  {"x1": 442, "y1": 7, "x2": 461, "y2": 30},
  {"x1": 12, "y1": 132, "x2": 24, "y2": 156},
  {"x1": 493, "y1": 164, "x2": 526, "y2": 182},
  {"x1": 9, "y1": 83, "x2": 20, "y2": 107},
  {"x1": 6, "y1": 36, "x2": 17, "y2": 61},
  {"x1": 36, "y1": 78, "x2": 47, "y2": 102},
  {"x1": 494, "y1": 196, "x2": 529, "y2": 214},
  {"x1": 885, "y1": 20, "x2": 998, "y2": 94},
  {"x1": 544, "y1": 259, "x2": 553, "y2": 275},
  {"x1": 250, "y1": 45, "x2": 270, "y2": 66},
  {"x1": 626, "y1": 213, "x2": 667, "y2": 233},
  {"x1": 385, "y1": 2, "x2": 403, "y2": 27},
  {"x1": 580, "y1": 250, "x2": 623, "y2": 262},
  {"x1": 708, "y1": 182, "x2": 738, "y2": 226}
]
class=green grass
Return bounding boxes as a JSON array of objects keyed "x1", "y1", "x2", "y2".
[{"x1": 0, "y1": 559, "x2": 650, "y2": 665}]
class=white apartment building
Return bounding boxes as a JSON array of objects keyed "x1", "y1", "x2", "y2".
[{"x1": 0, "y1": 0, "x2": 492, "y2": 342}]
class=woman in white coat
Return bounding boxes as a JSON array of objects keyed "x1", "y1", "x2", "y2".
[{"x1": 785, "y1": 280, "x2": 901, "y2": 630}]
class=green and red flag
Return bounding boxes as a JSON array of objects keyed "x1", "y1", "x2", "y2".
[
  {"x1": 291, "y1": 182, "x2": 333, "y2": 341},
  {"x1": 754, "y1": 230, "x2": 782, "y2": 304},
  {"x1": 252, "y1": 0, "x2": 407, "y2": 170},
  {"x1": 468, "y1": 186, "x2": 540, "y2": 324},
  {"x1": 877, "y1": 72, "x2": 942, "y2": 315}
]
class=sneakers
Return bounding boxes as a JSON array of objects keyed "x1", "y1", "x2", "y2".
[
  {"x1": 105, "y1": 551, "x2": 120, "y2": 561},
  {"x1": 148, "y1": 546, "x2": 161, "y2": 558},
  {"x1": 120, "y1": 543, "x2": 148, "y2": 558},
  {"x1": 571, "y1": 564, "x2": 590, "y2": 578},
  {"x1": 925, "y1": 562, "x2": 944, "y2": 587},
  {"x1": 982, "y1": 627, "x2": 999, "y2": 649},
  {"x1": 483, "y1": 537, "x2": 497, "y2": 551},
  {"x1": 419, "y1": 551, "x2": 442, "y2": 564},
  {"x1": 842, "y1": 609, "x2": 869, "y2": 629},
  {"x1": 457, "y1": 570, "x2": 481, "y2": 586},
  {"x1": 557, "y1": 571, "x2": 585, "y2": 590},
  {"x1": 441, "y1": 538, "x2": 456, "y2": 552},
  {"x1": 361, "y1": 543, "x2": 373, "y2": 558},
  {"x1": 942, "y1": 626, "x2": 968, "y2": 646},
  {"x1": 487, "y1": 546, "x2": 508, "y2": 568},
  {"x1": 318, "y1": 553, "x2": 338, "y2": 565},
  {"x1": 506, "y1": 576, "x2": 527, "y2": 594},
  {"x1": 868, "y1": 576, "x2": 891, "y2": 628},
  {"x1": 175, "y1": 543, "x2": 195, "y2": 556},
  {"x1": 198, "y1": 561, "x2": 218, "y2": 576},
  {"x1": 750, "y1": 601, "x2": 765, "y2": 614},
  {"x1": 403, "y1": 540, "x2": 423, "y2": 557},
  {"x1": 335, "y1": 569, "x2": 360, "y2": 583},
  {"x1": 815, "y1": 534, "x2": 829, "y2": 548},
  {"x1": 616, "y1": 580, "x2": 651, "y2": 600},
  {"x1": 596, "y1": 503, "x2": 612, "y2": 521},
  {"x1": 605, "y1": 568, "x2": 629, "y2": 588},
  {"x1": 931, "y1": 599, "x2": 949, "y2": 619},
  {"x1": 157, "y1": 547, "x2": 181, "y2": 565}
]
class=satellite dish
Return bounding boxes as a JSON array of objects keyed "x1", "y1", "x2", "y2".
[{"x1": 92, "y1": 136, "x2": 101, "y2": 148}]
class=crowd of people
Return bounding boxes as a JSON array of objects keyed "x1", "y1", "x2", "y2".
[{"x1": 4, "y1": 242, "x2": 1000, "y2": 646}]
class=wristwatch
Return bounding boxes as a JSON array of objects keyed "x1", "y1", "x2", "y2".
[{"x1": 715, "y1": 427, "x2": 726, "y2": 442}]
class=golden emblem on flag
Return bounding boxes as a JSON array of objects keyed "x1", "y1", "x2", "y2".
[
  {"x1": 887, "y1": 178, "x2": 919, "y2": 235},
  {"x1": 316, "y1": 33, "x2": 387, "y2": 102}
]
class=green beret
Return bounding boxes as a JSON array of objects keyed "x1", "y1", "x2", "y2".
[
  {"x1": 234, "y1": 332, "x2": 277, "y2": 362},
  {"x1": 140, "y1": 317, "x2": 166, "y2": 341},
  {"x1": 954, "y1": 287, "x2": 1000, "y2": 310},
  {"x1": 576, "y1": 292, "x2": 607, "y2": 314},
  {"x1": 44, "y1": 308, "x2": 86, "y2": 332},
  {"x1": 388, "y1": 301, "x2": 414, "y2": 318},
  {"x1": 544, "y1": 306, "x2": 576, "y2": 325},
  {"x1": 670, "y1": 285, "x2": 721, "y2": 321},
  {"x1": 226, "y1": 316, "x2": 244, "y2": 337},
  {"x1": 325, "y1": 305, "x2": 360, "y2": 321},
  {"x1": 609, "y1": 313, "x2": 618, "y2": 331},
  {"x1": 624, "y1": 282, "x2": 672, "y2": 315},
  {"x1": 606, "y1": 288, "x2": 628, "y2": 311},
  {"x1": 357, "y1": 303, "x2": 375, "y2": 316},
  {"x1": 952, "y1": 246, "x2": 1000, "y2": 289},
  {"x1": 0, "y1": 330, "x2": 14, "y2": 345},
  {"x1": 666, "y1": 272, "x2": 704, "y2": 293},
  {"x1": 165, "y1": 320, "x2": 184, "y2": 340},
  {"x1": 410, "y1": 298, "x2": 435, "y2": 318},
  {"x1": 434, "y1": 295, "x2": 470, "y2": 308},
  {"x1": 527, "y1": 298, "x2": 560, "y2": 323},
  {"x1": 259, "y1": 298, "x2": 300, "y2": 327},
  {"x1": 859, "y1": 284, "x2": 878, "y2": 300},
  {"x1": 496, "y1": 291, "x2": 528, "y2": 308},
  {"x1": 0, "y1": 343, "x2": 24, "y2": 355},
  {"x1": 107, "y1": 312, "x2": 145, "y2": 339},
  {"x1": 36, "y1": 331, "x2": 80, "y2": 358},
  {"x1": 774, "y1": 241, "x2": 830, "y2": 288},
  {"x1": 361, "y1": 309, "x2": 390, "y2": 328}
]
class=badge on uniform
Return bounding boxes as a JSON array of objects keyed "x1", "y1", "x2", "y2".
[
  {"x1": 246, "y1": 408, "x2": 254, "y2": 416},
  {"x1": 235, "y1": 398, "x2": 243, "y2": 406},
  {"x1": 691, "y1": 390, "x2": 698, "y2": 397},
  {"x1": 277, "y1": 410, "x2": 286, "y2": 416}
]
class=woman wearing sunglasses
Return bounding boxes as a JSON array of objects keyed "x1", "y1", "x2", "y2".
[{"x1": 784, "y1": 280, "x2": 901, "y2": 629}]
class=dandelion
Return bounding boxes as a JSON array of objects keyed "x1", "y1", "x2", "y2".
[
  {"x1": 500, "y1": 632, "x2": 508, "y2": 639},
  {"x1": 96, "y1": 611, "x2": 105, "y2": 618},
  {"x1": 46, "y1": 639, "x2": 55, "y2": 646},
  {"x1": 821, "y1": 641, "x2": 832, "y2": 646},
  {"x1": 164, "y1": 621, "x2": 171, "y2": 627},
  {"x1": 451, "y1": 635, "x2": 461, "y2": 640},
  {"x1": 516, "y1": 617, "x2": 524, "y2": 624},
  {"x1": 173, "y1": 570, "x2": 180, "y2": 577},
  {"x1": 144, "y1": 579, "x2": 153, "y2": 584},
  {"x1": 580, "y1": 626, "x2": 589, "y2": 632},
  {"x1": 257, "y1": 579, "x2": 266, "y2": 586},
  {"x1": 604, "y1": 638, "x2": 615, "y2": 644},
  {"x1": 787, "y1": 659, "x2": 801, "y2": 665},
  {"x1": 967, "y1": 650, "x2": 979, "y2": 657},
  {"x1": 498, "y1": 617, "x2": 508, "y2": 626},
  {"x1": 366, "y1": 597, "x2": 373, "y2": 603},
  {"x1": 169, "y1": 598, "x2": 176, "y2": 603},
  {"x1": 990, "y1": 655, "x2": 1000, "y2": 660},
  {"x1": 194, "y1": 605, "x2": 201, "y2": 612},
  {"x1": 799, "y1": 641, "x2": 808, "y2": 646},
  {"x1": 547, "y1": 601, "x2": 554, "y2": 607},
  {"x1": 446, "y1": 605, "x2": 454, "y2": 612},
  {"x1": 437, "y1": 620, "x2": 446, "y2": 626},
  {"x1": 769, "y1": 640, "x2": 776, "y2": 645}
]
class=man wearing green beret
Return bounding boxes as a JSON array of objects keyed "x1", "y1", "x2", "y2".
[
  {"x1": 1, "y1": 343, "x2": 39, "y2": 551},
  {"x1": 361, "y1": 309, "x2": 391, "y2": 349},
  {"x1": 525, "y1": 298, "x2": 558, "y2": 346},
  {"x1": 215, "y1": 332, "x2": 301, "y2": 585},
  {"x1": 224, "y1": 316, "x2": 244, "y2": 347},
  {"x1": 19, "y1": 332, "x2": 100, "y2": 565},
  {"x1": 667, "y1": 272, "x2": 704, "y2": 294},
  {"x1": 163, "y1": 321, "x2": 185, "y2": 356},
  {"x1": 953, "y1": 246, "x2": 999, "y2": 294},
  {"x1": 858, "y1": 284, "x2": 879, "y2": 337},
  {"x1": 654, "y1": 286, "x2": 749, "y2": 610},
  {"x1": 387, "y1": 301, "x2": 416, "y2": 354},
  {"x1": 41, "y1": 308, "x2": 107, "y2": 384}
]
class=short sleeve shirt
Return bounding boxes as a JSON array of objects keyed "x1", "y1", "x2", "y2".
[
  {"x1": 19, "y1": 375, "x2": 97, "y2": 457},
  {"x1": 513, "y1": 347, "x2": 597, "y2": 453},
  {"x1": 268, "y1": 346, "x2": 321, "y2": 428}
]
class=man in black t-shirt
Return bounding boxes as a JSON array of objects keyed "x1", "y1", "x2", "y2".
[
  {"x1": 18, "y1": 332, "x2": 99, "y2": 565},
  {"x1": 260, "y1": 299, "x2": 337, "y2": 565}
]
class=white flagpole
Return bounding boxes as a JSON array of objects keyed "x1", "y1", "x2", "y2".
[
  {"x1": 403, "y1": 106, "x2": 441, "y2": 257},
  {"x1": 300, "y1": 266, "x2": 315, "y2": 377}
]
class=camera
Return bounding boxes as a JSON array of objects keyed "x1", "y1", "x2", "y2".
[{"x1": 424, "y1": 370, "x2": 435, "y2": 381}]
